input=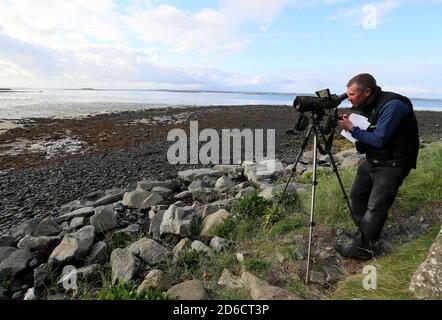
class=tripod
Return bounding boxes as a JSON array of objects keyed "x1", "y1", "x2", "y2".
[{"x1": 277, "y1": 114, "x2": 353, "y2": 284}]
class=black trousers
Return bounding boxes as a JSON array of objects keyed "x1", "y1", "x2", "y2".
[{"x1": 350, "y1": 160, "x2": 411, "y2": 249}]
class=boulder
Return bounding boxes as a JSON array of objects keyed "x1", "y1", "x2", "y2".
[
  {"x1": 137, "y1": 179, "x2": 180, "y2": 192},
  {"x1": 235, "y1": 186, "x2": 256, "y2": 199},
  {"x1": 127, "y1": 238, "x2": 170, "y2": 265},
  {"x1": 84, "y1": 241, "x2": 109, "y2": 265},
  {"x1": 200, "y1": 209, "x2": 230, "y2": 237},
  {"x1": 0, "y1": 236, "x2": 15, "y2": 247},
  {"x1": 33, "y1": 219, "x2": 61, "y2": 237},
  {"x1": 49, "y1": 226, "x2": 95, "y2": 263},
  {"x1": 58, "y1": 264, "x2": 101, "y2": 287},
  {"x1": 0, "y1": 247, "x2": 17, "y2": 264},
  {"x1": 213, "y1": 164, "x2": 244, "y2": 178},
  {"x1": 110, "y1": 248, "x2": 141, "y2": 284},
  {"x1": 0, "y1": 249, "x2": 34, "y2": 280},
  {"x1": 210, "y1": 237, "x2": 231, "y2": 253},
  {"x1": 196, "y1": 199, "x2": 236, "y2": 219},
  {"x1": 10, "y1": 218, "x2": 42, "y2": 241},
  {"x1": 17, "y1": 236, "x2": 61, "y2": 252},
  {"x1": 167, "y1": 280, "x2": 208, "y2": 300},
  {"x1": 160, "y1": 205, "x2": 198, "y2": 238},
  {"x1": 259, "y1": 183, "x2": 300, "y2": 201},
  {"x1": 218, "y1": 269, "x2": 242, "y2": 289},
  {"x1": 70, "y1": 217, "x2": 87, "y2": 229},
  {"x1": 137, "y1": 269, "x2": 171, "y2": 294},
  {"x1": 177, "y1": 168, "x2": 224, "y2": 183},
  {"x1": 192, "y1": 188, "x2": 219, "y2": 204},
  {"x1": 151, "y1": 187, "x2": 173, "y2": 198},
  {"x1": 172, "y1": 238, "x2": 192, "y2": 261},
  {"x1": 243, "y1": 160, "x2": 285, "y2": 182},
  {"x1": 410, "y1": 226, "x2": 442, "y2": 299},
  {"x1": 148, "y1": 211, "x2": 165, "y2": 240},
  {"x1": 140, "y1": 193, "x2": 163, "y2": 210},
  {"x1": 90, "y1": 205, "x2": 118, "y2": 233},
  {"x1": 214, "y1": 176, "x2": 235, "y2": 192},
  {"x1": 191, "y1": 240, "x2": 214, "y2": 256},
  {"x1": 241, "y1": 271, "x2": 302, "y2": 300},
  {"x1": 122, "y1": 190, "x2": 151, "y2": 209},
  {"x1": 34, "y1": 263, "x2": 52, "y2": 288},
  {"x1": 55, "y1": 207, "x2": 95, "y2": 224}
]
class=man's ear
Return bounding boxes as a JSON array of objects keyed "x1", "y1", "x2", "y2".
[{"x1": 364, "y1": 88, "x2": 372, "y2": 97}]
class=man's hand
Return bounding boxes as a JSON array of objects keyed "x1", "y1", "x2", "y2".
[{"x1": 339, "y1": 114, "x2": 354, "y2": 131}]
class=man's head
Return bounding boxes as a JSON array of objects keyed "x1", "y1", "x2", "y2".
[{"x1": 346, "y1": 73, "x2": 377, "y2": 107}]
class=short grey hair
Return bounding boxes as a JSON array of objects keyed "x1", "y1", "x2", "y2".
[{"x1": 347, "y1": 73, "x2": 377, "y2": 92}]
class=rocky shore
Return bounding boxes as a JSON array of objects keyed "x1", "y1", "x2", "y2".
[
  {"x1": 1, "y1": 104, "x2": 442, "y2": 300},
  {"x1": 1, "y1": 105, "x2": 441, "y2": 236}
]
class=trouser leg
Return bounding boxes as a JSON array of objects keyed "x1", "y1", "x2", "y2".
[
  {"x1": 350, "y1": 160, "x2": 372, "y2": 227},
  {"x1": 357, "y1": 165, "x2": 411, "y2": 248}
]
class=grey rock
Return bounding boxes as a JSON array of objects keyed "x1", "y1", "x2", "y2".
[
  {"x1": 137, "y1": 269, "x2": 171, "y2": 294},
  {"x1": 167, "y1": 280, "x2": 208, "y2": 300},
  {"x1": 110, "y1": 248, "x2": 141, "y2": 284},
  {"x1": 0, "y1": 236, "x2": 15, "y2": 247},
  {"x1": 173, "y1": 190, "x2": 193, "y2": 200},
  {"x1": 236, "y1": 251, "x2": 252, "y2": 263},
  {"x1": 196, "y1": 199, "x2": 236, "y2": 219},
  {"x1": 114, "y1": 224, "x2": 140, "y2": 237},
  {"x1": 90, "y1": 188, "x2": 127, "y2": 208},
  {"x1": 160, "y1": 205, "x2": 198, "y2": 238},
  {"x1": 17, "y1": 236, "x2": 61, "y2": 252},
  {"x1": 192, "y1": 188, "x2": 219, "y2": 204},
  {"x1": 309, "y1": 271, "x2": 326, "y2": 286},
  {"x1": 33, "y1": 218, "x2": 61, "y2": 237},
  {"x1": 188, "y1": 180, "x2": 206, "y2": 192},
  {"x1": 137, "y1": 179, "x2": 180, "y2": 192},
  {"x1": 0, "y1": 247, "x2": 17, "y2": 264},
  {"x1": 191, "y1": 240, "x2": 213, "y2": 256},
  {"x1": 0, "y1": 287, "x2": 9, "y2": 300},
  {"x1": 259, "y1": 183, "x2": 299, "y2": 201},
  {"x1": 122, "y1": 190, "x2": 151, "y2": 209},
  {"x1": 200, "y1": 209, "x2": 230, "y2": 238},
  {"x1": 140, "y1": 193, "x2": 163, "y2": 210},
  {"x1": 70, "y1": 217, "x2": 86, "y2": 229},
  {"x1": 127, "y1": 238, "x2": 170, "y2": 265},
  {"x1": 0, "y1": 249, "x2": 34, "y2": 280},
  {"x1": 148, "y1": 211, "x2": 165, "y2": 240},
  {"x1": 235, "y1": 186, "x2": 256, "y2": 199},
  {"x1": 243, "y1": 160, "x2": 285, "y2": 182},
  {"x1": 410, "y1": 225, "x2": 442, "y2": 299},
  {"x1": 214, "y1": 176, "x2": 235, "y2": 192},
  {"x1": 56, "y1": 207, "x2": 95, "y2": 224},
  {"x1": 218, "y1": 269, "x2": 242, "y2": 289},
  {"x1": 173, "y1": 201, "x2": 185, "y2": 207},
  {"x1": 84, "y1": 241, "x2": 109, "y2": 265},
  {"x1": 49, "y1": 226, "x2": 95, "y2": 263},
  {"x1": 34, "y1": 263, "x2": 52, "y2": 288},
  {"x1": 23, "y1": 288, "x2": 36, "y2": 300},
  {"x1": 58, "y1": 264, "x2": 101, "y2": 287},
  {"x1": 11, "y1": 218, "x2": 42, "y2": 241},
  {"x1": 210, "y1": 237, "x2": 231, "y2": 253},
  {"x1": 213, "y1": 164, "x2": 244, "y2": 178},
  {"x1": 172, "y1": 238, "x2": 192, "y2": 261},
  {"x1": 90, "y1": 205, "x2": 118, "y2": 233},
  {"x1": 151, "y1": 187, "x2": 173, "y2": 198},
  {"x1": 177, "y1": 168, "x2": 224, "y2": 183},
  {"x1": 12, "y1": 290, "x2": 23, "y2": 300}
]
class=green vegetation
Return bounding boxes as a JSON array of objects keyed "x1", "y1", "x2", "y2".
[{"x1": 331, "y1": 224, "x2": 441, "y2": 300}]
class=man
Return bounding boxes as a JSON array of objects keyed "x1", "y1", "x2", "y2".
[{"x1": 335, "y1": 73, "x2": 419, "y2": 260}]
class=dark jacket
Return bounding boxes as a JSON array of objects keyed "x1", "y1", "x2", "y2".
[{"x1": 355, "y1": 86, "x2": 419, "y2": 169}]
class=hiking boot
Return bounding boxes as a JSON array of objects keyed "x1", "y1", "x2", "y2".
[
  {"x1": 344, "y1": 228, "x2": 359, "y2": 239},
  {"x1": 334, "y1": 243, "x2": 373, "y2": 260}
]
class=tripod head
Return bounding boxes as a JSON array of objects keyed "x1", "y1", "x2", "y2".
[{"x1": 293, "y1": 89, "x2": 348, "y2": 134}]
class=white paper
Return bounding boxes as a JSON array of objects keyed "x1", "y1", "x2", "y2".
[{"x1": 340, "y1": 114, "x2": 370, "y2": 143}]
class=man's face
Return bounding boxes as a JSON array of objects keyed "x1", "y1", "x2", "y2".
[{"x1": 347, "y1": 83, "x2": 372, "y2": 107}]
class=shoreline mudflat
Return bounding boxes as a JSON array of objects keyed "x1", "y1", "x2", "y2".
[{"x1": 0, "y1": 105, "x2": 441, "y2": 233}]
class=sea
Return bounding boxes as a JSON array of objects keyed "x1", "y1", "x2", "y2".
[{"x1": 1, "y1": 89, "x2": 442, "y2": 119}]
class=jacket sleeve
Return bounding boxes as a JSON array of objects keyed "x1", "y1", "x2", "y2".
[{"x1": 351, "y1": 100, "x2": 410, "y2": 148}]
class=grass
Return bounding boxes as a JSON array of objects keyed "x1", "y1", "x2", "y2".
[{"x1": 330, "y1": 224, "x2": 441, "y2": 300}]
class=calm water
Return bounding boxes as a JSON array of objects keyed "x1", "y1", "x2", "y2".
[{"x1": 1, "y1": 89, "x2": 441, "y2": 119}]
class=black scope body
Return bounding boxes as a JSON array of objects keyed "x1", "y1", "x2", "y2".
[{"x1": 294, "y1": 91, "x2": 348, "y2": 113}]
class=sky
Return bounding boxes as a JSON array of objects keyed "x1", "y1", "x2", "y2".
[{"x1": 0, "y1": 0, "x2": 442, "y2": 98}]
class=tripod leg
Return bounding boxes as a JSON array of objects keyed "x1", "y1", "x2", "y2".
[
  {"x1": 326, "y1": 151, "x2": 353, "y2": 217},
  {"x1": 274, "y1": 125, "x2": 313, "y2": 211},
  {"x1": 305, "y1": 128, "x2": 319, "y2": 285}
]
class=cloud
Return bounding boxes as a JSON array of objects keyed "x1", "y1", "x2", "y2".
[{"x1": 329, "y1": 0, "x2": 401, "y2": 29}]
